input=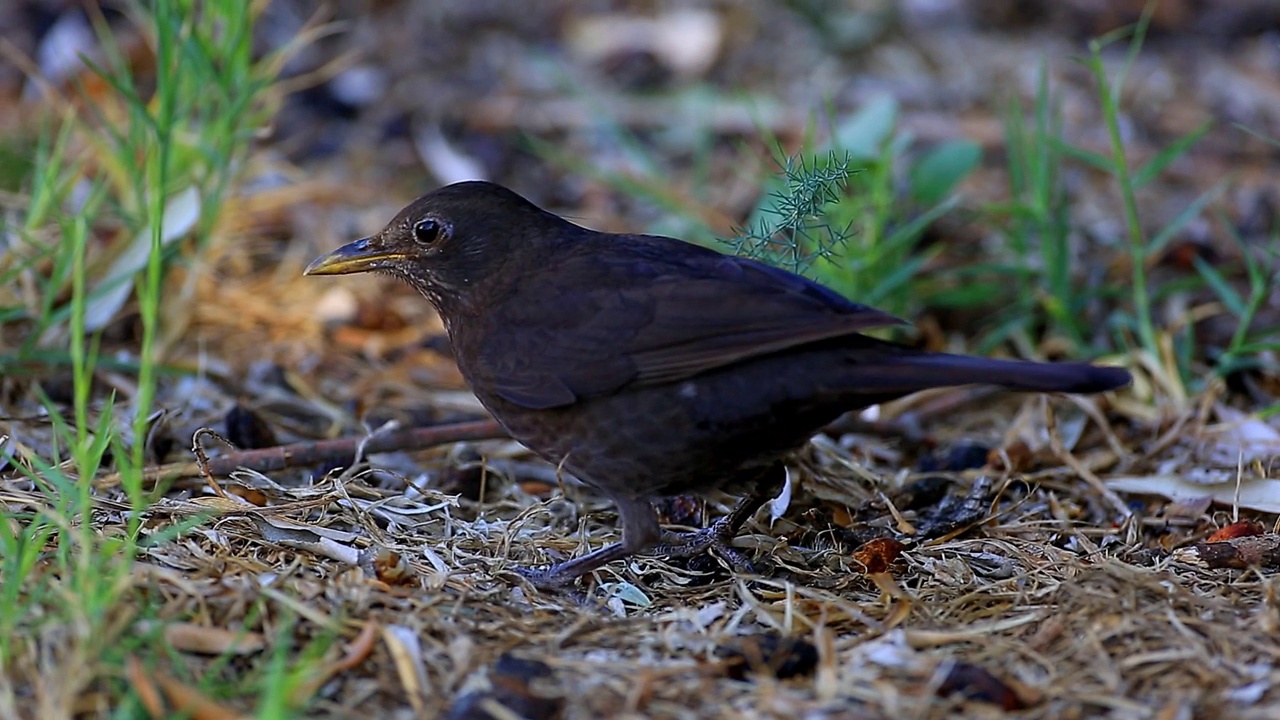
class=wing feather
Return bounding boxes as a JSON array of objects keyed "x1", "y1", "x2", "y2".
[{"x1": 470, "y1": 239, "x2": 905, "y2": 409}]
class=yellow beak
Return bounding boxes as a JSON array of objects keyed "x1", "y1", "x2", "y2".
[{"x1": 304, "y1": 237, "x2": 404, "y2": 276}]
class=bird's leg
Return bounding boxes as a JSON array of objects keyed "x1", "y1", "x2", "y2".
[
  {"x1": 514, "y1": 494, "x2": 660, "y2": 590},
  {"x1": 649, "y1": 463, "x2": 786, "y2": 574},
  {"x1": 514, "y1": 465, "x2": 784, "y2": 589}
]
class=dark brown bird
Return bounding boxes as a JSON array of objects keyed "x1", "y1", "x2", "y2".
[{"x1": 306, "y1": 181, "x2": 1130, "y2": 589}]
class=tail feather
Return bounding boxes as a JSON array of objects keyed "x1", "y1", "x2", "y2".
[{"x1": 840, "y1": 352, "x2": 1131, "y2": 396}]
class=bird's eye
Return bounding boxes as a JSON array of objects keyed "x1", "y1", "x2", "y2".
[{"x1": 413, "y1": 218, "x2": 444, "y2": 245}]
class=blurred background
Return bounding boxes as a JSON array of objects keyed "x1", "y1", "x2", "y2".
[{"x1": 3, "y1": 0, "x2": 1278, "y2": 376}]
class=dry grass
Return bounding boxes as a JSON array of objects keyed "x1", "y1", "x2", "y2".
[{"x1": 6, "y1": 262, "x2": 1279, "y2": 718}]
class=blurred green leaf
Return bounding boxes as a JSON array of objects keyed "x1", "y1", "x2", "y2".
[
  {"x1": 1146, "y1": 178, "x2": 1229, "y2": 260},
  {"x1": 908, "y1": 141, "x2": 982, "y2": 205},
  {"x1": 1053, "y1": 139, "x2": 1113, "y2": 173},
  {"x1": 1134, "y1": 120, "x2": 1211, "y2": 188},
  {"x1": 835, "y1": 95, "x2": 897, "y2": 160},
  {"x1": 1192, "y1": 256, "x2": 1244, "y2": 316}
]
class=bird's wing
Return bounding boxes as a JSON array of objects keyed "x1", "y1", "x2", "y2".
[{"x1": 472, "y1": 244, "x2": 906, "y2": 410}]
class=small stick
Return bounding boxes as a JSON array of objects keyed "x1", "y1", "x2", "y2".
[
  {"x1": 1042, "y1": 399, "x2": 1132, "y2": 519},
  {"x1": 95, "y1": 419, "x2": 507, "y2": 488},
  {"x1": 192, "y1": 427, "x2": 233, "y2": 499}
]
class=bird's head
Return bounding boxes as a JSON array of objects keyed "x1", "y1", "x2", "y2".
[{"x1": 305, "y1": 181, "x2": 564, "y2": 314}]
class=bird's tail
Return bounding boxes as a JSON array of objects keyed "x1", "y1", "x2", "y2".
[{"x1": 837, "y1": 351, "x2": 1131, "y2": 396}]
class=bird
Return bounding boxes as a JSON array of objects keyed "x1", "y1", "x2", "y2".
[{"x1": 305, "y1": 180, "x2": 1131, "y2": 589}]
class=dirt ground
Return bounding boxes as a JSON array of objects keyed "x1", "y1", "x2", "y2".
[{"x1": 4, "y1": 1, "x2": 1280, "y2": 718}]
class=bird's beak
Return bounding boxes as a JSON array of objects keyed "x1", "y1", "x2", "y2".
[{"x1": 304, "y1": 237, "x2": 403, "y2": 276}]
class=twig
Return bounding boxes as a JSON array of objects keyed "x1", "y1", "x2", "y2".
[
  {"x1": 95, "y1": 419, "x2": 507, "y2": 488},
  {"x1": 1042, "y1": 399, "x2": 1132, "y2": 519},
  {"x1": 192, "y1": 427, "x2": 233, "y2": 499}
]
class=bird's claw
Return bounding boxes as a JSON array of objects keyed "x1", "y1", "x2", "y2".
[
  {"x1": 511, "y1": 564, "x2": 567, "y2": 588},
  {"x1": 652, "y1": 519, "x2": 757, "y2": 574}
]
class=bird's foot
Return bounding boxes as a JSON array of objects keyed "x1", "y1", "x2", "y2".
[
  {"x1": 651, "y1": 516, "x2": 756, "y2": 574},
  {"x1": 646, "y1": 472, "x2": 784, "y2": 575},
  {"x1": 509, "y1": 540, "x2": 634, "y2": 591},
  {"x1": 511, "y1": 564, "x2": 576, "y2": 591},
  {"x1": 509, "y1": 479, "x2": 782, "y2": 590}
]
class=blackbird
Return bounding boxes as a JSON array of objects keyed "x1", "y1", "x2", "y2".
[{"x1": 306, "y1": 181, "x2": 1131, "y2": 589}]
